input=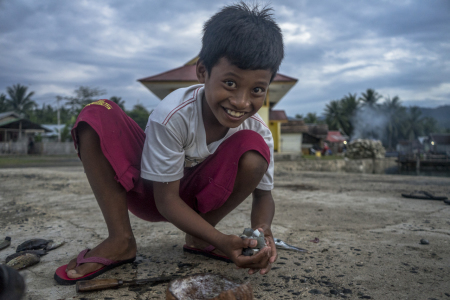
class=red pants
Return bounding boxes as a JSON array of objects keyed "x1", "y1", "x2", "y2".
[{"x1": 72, "y1": 100, "x2": 270, "y2": 222}]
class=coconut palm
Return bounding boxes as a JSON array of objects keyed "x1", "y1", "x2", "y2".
[
  {"x1": 0, "y1": 93, "x2": 10, "y2": 112},
  {"x1": 65, "y1": 86, "x2": 106, "y2": 113},
  {"x1": 6, "y1": 84, "x2": 36, "y2": 116},
  {"x1": 359, "y1": 88, "x2": 382, "y2": 108},
  {"x1": 324, "y1": 100, "x2": 346, "y2": 131},
  {"x1": 339, "y1": 93, "x2": 359, "y2": 137},
  {"x1": 381, "y1": 96, "x2": 404, "y2": 149},
  {"x1": 304, "y1": 112, "x2": 319, "y2": 124},
  {"x1": 401, "y1": 106, "x2": 423, "y2": 140}
]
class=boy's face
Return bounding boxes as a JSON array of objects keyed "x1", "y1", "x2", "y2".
[{"x1": 197, "y1": 57, "x2": 272, "y2": 129}]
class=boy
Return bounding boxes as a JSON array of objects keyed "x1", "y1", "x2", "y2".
[{"x1": 54, "y1": 2, "x2": 284, "y2": 285}]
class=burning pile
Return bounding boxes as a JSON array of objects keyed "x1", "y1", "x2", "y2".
[{"x1": 345, "y1": 139, "x2": 386, "y2": 159}]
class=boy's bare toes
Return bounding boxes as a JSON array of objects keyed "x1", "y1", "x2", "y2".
[
  {"x1": 66, "y1": 263, "x2": 102, "y2": 279},
  {"x1": 65, "y1": 258, "x2": 77, "y2": 272}
]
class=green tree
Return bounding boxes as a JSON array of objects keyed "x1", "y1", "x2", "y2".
[
  {"x1": 304, "y1": 112, "x2": 319, "y2": 124},
  {"x1": 324, "y1": 100, "x2": 346, "y2": 131},
  {"x1": 401, "y1": 106, "x2": 424, "y2": 140},
  {"x1": 0, "y1": 93, "x2": 10, "y2": 112},
  {"x1": 295, "y1": 113, "x2": 303, "y2": 120},
  {"x1": 381, "y1": 96, "x2": 404, "y2": 149},
  {"x1": 110, "y1": 96, "x2": 126, "y2": 110},
  {"x1": 65, "y1": 86, "x2": 106, "y2": 114},
  {"x1": 6, "y1": 84, "x2": 36, "y2": 116},
  {"x1": 422, "y1": 116, "x2": 438, "y2": 135},
  {"x1": 359, "y1": 88, "x2": 382, "y2": 108},
  {"x1": 339, "y1": 93, "x2": 359, "y2": 137},
  {"x1": 126, "y1": 104, "x2": 151, "y2": 130}
]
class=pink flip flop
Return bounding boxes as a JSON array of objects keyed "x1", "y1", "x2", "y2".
[
  {"x1": 183, "y1": 244, "x2": 232, "y2": 263},
  {"x1": 54, "y1": 249, "x2": 135, "y2": 285}
]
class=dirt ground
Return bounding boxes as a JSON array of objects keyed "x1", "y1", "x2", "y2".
[{"x1": 0, "y1": 163, "x2": 449, "y2": 300}]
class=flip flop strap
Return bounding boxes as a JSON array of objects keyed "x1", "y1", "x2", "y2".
[
  {"x1": 203, "y1": 245, "x2": 216, "y2": 252},
  {"x1": 76, "y1": 249, "x2": 116, "y2": 267}
]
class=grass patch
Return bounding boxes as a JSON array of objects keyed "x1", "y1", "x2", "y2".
[
  {"x1": 0, "y1": 154, "x2": 79, "y2": 167},
  {"x1": 302, "y1": 155, "x2": 344, "y2": 160}
]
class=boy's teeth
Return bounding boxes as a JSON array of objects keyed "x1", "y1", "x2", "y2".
[{"x1": 226, "y1": 109, "x2": 244, "y2": 117}]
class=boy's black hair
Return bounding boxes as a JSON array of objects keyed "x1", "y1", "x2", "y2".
[{"x1": 199, "y1": 2, "x2": 284, "y2": 81}]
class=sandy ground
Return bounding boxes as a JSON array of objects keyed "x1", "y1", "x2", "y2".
[{"x1": 0, "y1": 164, "x2": 449, "y2": 300}]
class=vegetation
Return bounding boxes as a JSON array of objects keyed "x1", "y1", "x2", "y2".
[
  {"x1": 1, "y1": 84, "x2": 446, "y2": 149},
  {"x1": 0, "y1": 84, "x2": 152, "y2": 141},
  {"x1": 304, "y1": 88, "x2": 445, "y2": 150}
]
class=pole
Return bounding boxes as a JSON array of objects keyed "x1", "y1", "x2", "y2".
[{"x1": 56, "y1": 96, "x2": 61, "y2": 142}]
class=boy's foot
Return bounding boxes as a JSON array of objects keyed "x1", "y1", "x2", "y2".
[
  {"x1": 184, "y1": 234, "x2": 227, "y2": 257},
  {"x1": 65, "y1": 236, "x2": 136, "y2": 279}
]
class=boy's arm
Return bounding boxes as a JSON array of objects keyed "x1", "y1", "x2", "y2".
[
  {"x1": 251, "y1": 188, "x2": 277, "y2": 275},
  {"x1": 150, "y1": 179, "x2": 272, "y2": 271}
]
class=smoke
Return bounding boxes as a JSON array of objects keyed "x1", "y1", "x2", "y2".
[{"x1": 351, "y1": 106, "x2": 389, "y2": 141}]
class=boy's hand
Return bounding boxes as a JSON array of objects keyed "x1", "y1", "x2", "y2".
[
  {"x1": 219, "y1": 231, "x2": 275, "y2": 275},
  {"x1": 247, "y1": 228, "x2": 277, "y2": 275}
]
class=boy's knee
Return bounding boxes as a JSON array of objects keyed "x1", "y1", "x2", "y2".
[{"x1": 238, "y1": 150, "x2": 268, "y2": 179}]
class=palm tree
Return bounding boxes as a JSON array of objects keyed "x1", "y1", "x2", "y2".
[
  {"x1": 324, "y1": 100, "x2": 346, "y2": 131},
  {"x1": 6, "y1": 84, "x2": 36, "y2": 116},
  {"x1": 359, "y1": 88, "x2": 382, "y2": 108},
  {"x1": 339, "y1": 93, "x2": 359, "y2": 137},
  {"x1": 304, "y1": 112, "x2": 319, "y2": 124},
  {"x1": 401, "y1": 106, "x2": 423, "y2": 141},
  {"x1": 381, "y1": 96, "x2": 404, "y2": 149},
  {"x1": 0, "y1": 93, "x2": 10, "y2": 112},
  {"x1": 110, "y1": 96, "x2": 126, "y2": 110},
  {"x1": 65, "y1": 86, "x2": 106, "y2": 113}
]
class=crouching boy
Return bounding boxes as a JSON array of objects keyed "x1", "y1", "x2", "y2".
[{"x1": 54, "y1": 2, "x2": 284, "y2": 285}]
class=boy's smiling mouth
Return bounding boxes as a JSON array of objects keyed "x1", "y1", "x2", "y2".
[{"x1": 223, "y1": 107, "x2": 246, "y2": 118}]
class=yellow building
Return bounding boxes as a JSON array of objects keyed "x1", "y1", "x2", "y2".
[{"x1": 138, "y1": 57, "x2": 297, "y2": 152}]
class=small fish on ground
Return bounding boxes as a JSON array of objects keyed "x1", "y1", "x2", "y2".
[
  {"x1": 45, "y1": 239, "x2": 65, "y2": 250},
  {"x1": 5, "y1": 250, "x2": 48, "y2": 264},
  {"x1": 16, "y1": 239, "x2": 51, "y2": 252},
  {"x1": 6, "y1": 253, "x2": 40, "y2": 270},
  {"x1": 274, "y1": 239, "x2": 308, "y2": 253}
]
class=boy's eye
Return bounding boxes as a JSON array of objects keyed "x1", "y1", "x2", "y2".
[
  {"x1": 225, "y1": 81, "x2": 236, "y2": 88},
  {"x1": 253, "y1": 87, "x2": 265, "y2": 94}
]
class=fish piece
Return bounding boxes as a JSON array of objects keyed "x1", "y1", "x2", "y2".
[
  {"x1": 6, "y1": 253, "x2": 40, "y2": 270},
  {"x1": 5, "y1": 250, "x2": 48, "y2": 264},
  {"x1": 242, "y1": 228, "x2": 254, "y2": 237},
  {"x1": 274, "y1": 238, "x2": 308, "y2": 253},
  {"x1": 0, "y1": 237, "x2": 11, "y2": 251},
  {"x1": 45, "y1": 239, "x2": 65, "y2": 251},
  {"x1": 16, "y1": 239, "x2": 51, "y2": 252}
]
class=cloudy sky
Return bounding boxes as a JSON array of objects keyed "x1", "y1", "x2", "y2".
[{"x1": 1, "y1": 0, "x2": 449, "y2": 116}]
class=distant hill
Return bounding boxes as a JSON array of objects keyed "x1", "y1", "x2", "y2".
[{"x1": 419, "y1": 105, "x2": 450, "y2": 130}]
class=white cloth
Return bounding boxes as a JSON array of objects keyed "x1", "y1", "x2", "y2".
[{"x1": 140, "y1": 84, "x2": 274, "y2": 190}]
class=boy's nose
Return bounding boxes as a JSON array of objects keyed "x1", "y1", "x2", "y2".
[{"x1": 230, "y1": 91, "x2": 250, "y2": 110}]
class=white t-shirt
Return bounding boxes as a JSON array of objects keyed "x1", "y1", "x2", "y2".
[{"x1": 140, "y1": 84, "x2": 274, "y2": 190}]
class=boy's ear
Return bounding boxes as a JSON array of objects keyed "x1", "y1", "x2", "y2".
[{"x1": 196, "y1": 60, "x2": 207, "y2": 83}]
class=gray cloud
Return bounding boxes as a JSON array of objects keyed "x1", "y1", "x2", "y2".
[{"x1": 0, "y1": 0, "x2": 449, "y2": 115}]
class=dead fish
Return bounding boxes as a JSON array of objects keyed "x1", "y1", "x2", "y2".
[
  {"x1": 0, "y1": 237, "x2": 11, "y2": 251},
  {"x1": 240, "y1": 228, "x2": 266, "y2": 256},
  {"x1": 5, "y1": 250, "x2": 48, "y2": 264},
  {"x1": 6, "y1": 253, "x2": 40, "y2": 270},
  {"x1": 45, "y1": 239, "x2": 65, "y2": 251},
  {"x1": 16, "y1": 239, "x2": 51, "y2": 252},
  {"x1": 274, "y1": 238, "x2": 308, "y2": 253}
]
